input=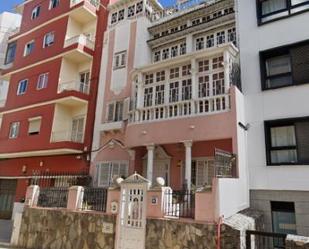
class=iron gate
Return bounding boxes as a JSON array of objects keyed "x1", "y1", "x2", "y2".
[
  {"x1": 0, "y1": 180, "x2": 17, "y2": 219},
  {"x1": 246, "y1": 230, "x2": 287, "y2": 249}
]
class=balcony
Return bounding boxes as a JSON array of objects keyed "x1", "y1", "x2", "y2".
[
  {"x1": 51, "y1": 130, "x2": 84, "y2": 143},
  {"x1": 70, "y1": 0, "x2": 99, "y2": 25},
  {"x1": 58, "y1": 81, "x2": 90, "y2": 95},
  {"x1": 64, "y1": 35, "x2": 95, "y2": 50},
  {"x1": 63, "y1": 35, "x2": 94, "y2": 63}
]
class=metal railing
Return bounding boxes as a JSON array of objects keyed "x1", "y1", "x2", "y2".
[
  {"x1": 58, "y1": 81, "x2": 90, "y2": 94},
  {"x1": 215, "y1": 148, "x2": 235, "y2": 178},
  {"x1": 246, "y1": 230, "x2": 287, "y2": 249},
  {"x1": 82, "y1": 188, "x2": 108, "y2": 212},
  {"x1": 51, "y1": 130, "x2": 84, "y2": 143},
  {"x1": 70, "y1": 0, "x2": 100, "y2": 9},
  {"x1": 130, "y1": 94, "x2": 229, "y2": 123},
  {"x1": 64, "y1": 34, "x2": 95, "y2": 50},
  {"x1": 164, "y1": 189, "x2": 195, "y2": 219},
  {"x1": 37, "y1": 187, "x2": 69, "y2": 208}
]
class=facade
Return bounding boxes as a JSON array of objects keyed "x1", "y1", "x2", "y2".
[
  {"x1": 0, "y1": 0, "x2": 109, "y2": 219},
  {"x1": 92, "y1": 0, "x2": 249, "y2": 222},
  {"x1": 238, "y1": 0, "x2": 309, "y2": 236}
]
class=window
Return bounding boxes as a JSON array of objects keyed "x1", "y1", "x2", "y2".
[
  {"x1": 37, "y1": 73, "x2": 49, "y2": 89},
  {"x1": 71, "y1": 117, "x2": 84, "y2": 142},
  {"x1": 156, "y1": 71, "x2": 165, "y2": 82},
  {"x1": 24, "y1": 41, "x2": 35, "y2": 56},
  {"x1": 98, "y1": 161, "x2": 129, "y2": 187},
  {"x1": 182, "y1": 79, "x2": 192, "y2": 100},
  {"x1": 256, "y1": 0, "x2": 309, "y2": 24},
  {"x1": 271, "y1": 201, "x2": 297, "y2": 241},
  {"x1": 170, "y1": 67, "x2": 179, "y2": 79},
  {"x1": 17, "y1": 79, "x2": 28, "y2": 95},
  {"x1": 118, "y1": 9, "x2": 125, "y2": 21},
  {"x1": 31, "y1": 6, "x2": 41, "y2": 20},
  {"x1": 4, "y1": 42, "x2": 17, "y2": 65},
  {"x1": 136, "y1": 1, "x2": 143, "y2": 14},
  {"x1": 107, "y1": 101, "x2": 124, "y2": 122},
  {"x1": 182, "y1": 64, "x2": 191, "y2": 76},
  {"x1": 213, "y1": 56, "x2": 224, "y2": 70},
  {"x1": 228, "y1": 28, "x2": 236, "y2": 46},
  {"x1": 260, "y1": 41, "x2": 309, "y2": 90},
  {"x1": 206, "y1": 34, "x2": 214, "y2": 48},
  {"x1": 216, "y1": 31, "x2": 225, "y2": 45},
  {"x1": 198, "y1": 59, "x2": 209, "y2": 72},
  {"x1": 171, "y1": 46, "x2": 178, "y2": 58},
  {"x1": 154, "y1": 51, "x2": 161, "y2": 62},
  {"x1": 162, "y1": 48, "x2": 170, "y2": 60},
  {"x1": 196, "y1": 37, "x2": 205, "y2": 50},
  {"x1": 43, "y1": 32, "x2": 55, "y2": 48},
  {"x1": 114, "y1": 51, "x2": 126, "y2": 69},
  {"x1": 145, "y1": 74, "x2": 154, "y2": 85},
  {"x1": 191, "y1": 158, "x2": 214, "y2": 187},
  {"x1": 111, "y1": 12, "x2": 118, "y2": 24},
  {"x1": 49, "y1": 0, "x2": 60, "y2": 9},
  {"x1": 213, "y1": 72, "x2": 225, "y2": 95},
  {"x1": 9, "y1": 122, "x2": 20, "y2": 139},
  {"x1": 169, "y1": 82, "x2": 179, "y2": 102},
  {"x1": 180, "y1": 24, "x2": 187, "y2": 30},
  {"x1": 28, "y1": 117, "x2": 41, "y2": 136},
  {"x1": 128, "y1": 5, "x2": 135, "y2": 17},
  {"x1": 144, "y1": 87, "x2": 153, "y2": 107},
  {"x1": 155, "y1": 85, "x2": 165, "y2": 105},
  {"x1": 180, "y1": 42, "x2": 186, "y2": 55},
  {"x1": 265, "y1": 117, "x2": 309, "y2": 165},
  {"x1": 199, "y1": 75, "x2": 210, "y2": 98}
]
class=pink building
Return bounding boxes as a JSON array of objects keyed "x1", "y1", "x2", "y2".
[{"x1": 91, "y1": 0, "x2": 249, "y2": 221}]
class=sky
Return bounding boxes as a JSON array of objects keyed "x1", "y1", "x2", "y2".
[{"x1": 0, "y1": 0, "x2": 177, "y2": 13}]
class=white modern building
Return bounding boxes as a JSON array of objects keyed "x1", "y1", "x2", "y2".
[{"x1": 237, "y1": 0, "x2": 309, "y2": 236}]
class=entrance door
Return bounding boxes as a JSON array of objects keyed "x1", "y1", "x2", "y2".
[
  {"x1": 0, "y1": 180, "x2": 17, "y2": 219},
  {"x1": 79, "y1": 71, "x2": 90, "y2": 94},
  {"x1": 117, "y1": 174, "x2": 148, "y2": 249}
]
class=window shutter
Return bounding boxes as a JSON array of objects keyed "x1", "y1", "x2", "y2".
[
  {"x1": 107, "y1": 103, "x2": 115, "y2": 122},
  {"x1": 296, "y1": 121, "x2": 309, "y2": 163},
  {"x1": 28, "y1": 118, "x2": 41, "y2": 134},
  {"x1": 99, "y1": 163, "x2": 111, "y2": 187},
  {"x1": 291, "y1": 44, "x2": 309, "y2": 85},
  {"x1": 123, "y1": 97, "x2": 130, "y2": 121}
]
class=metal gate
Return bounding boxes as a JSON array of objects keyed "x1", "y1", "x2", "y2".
[
  {"x1": 0, "y1": 180, "x2": 17, "y2": 219},
  {"x1": 246, "y1": 230, "x2": 287, "y2": 249},
  {"x1": 116, "y1": 173, "x2": 149, "y2": 249}
]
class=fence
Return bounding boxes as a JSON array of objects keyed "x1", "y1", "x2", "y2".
[
  {"x1": 246, "y1": 230, "x2": 287, "y2": 249},
  {"x1": 164, "y1": 189, "x2": 195, "y2": 219},
  {"x1": 37, "y1": 187, "x2": 69, "y2": 208},
  {"x1": 82, "y1": 188, "x2": 108, "y2": 212}
]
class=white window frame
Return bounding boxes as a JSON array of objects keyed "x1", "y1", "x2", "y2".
[
  {"x1": 17, "y1": 79, "x2": 28, "y2": 95},
  {"x1": 28, "y1": 117, "x2": 42, "y2": 136},
  {"x1": 107, "y1": 101, "x2": 124, "y2": 122},
  {"x1": 49, "y1": 0, "x2": 60, "y2": 9},
  {"x1": 24, "y1": 40, "x2": 35, "y2": 57},
  {"x1": 31, "y1": 6, "x2": 40, "y2": 20},
  {"x1": 43, "y1": 32, "x2": 55, "y2": 48},
  {"x1": 113, "y1": 51, "x2": 127, "y2": 69},
  {"x1": 97, "y1": 161, "x2": 129, "y2": 187},
  {"x1": 9, "y1": 122, "x2": 20, "y2": 139},
  {"x1": 37, "y1": 73, "x2": 49, "y2": 90}
]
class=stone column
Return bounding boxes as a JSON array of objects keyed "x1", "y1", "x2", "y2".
[
  {"x1": 67, "y1": 186, "x2": 84, "y2": 210},
  {"x1": 147, "y1": 144, "x2": 155, "y2": 184},
  {"x1": 184, "y1": 141, "x2": 193, "y2": 190},
  {"x1": 25, "y1": 185, "x2": 40, "y2": 207}
]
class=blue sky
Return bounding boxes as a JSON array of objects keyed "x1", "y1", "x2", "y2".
[{"x1": 0, "y1": 0, "x2": 176, "y2": 13}]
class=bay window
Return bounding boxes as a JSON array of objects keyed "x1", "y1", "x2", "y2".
[
  {"x1": 169, "y1": 82, "x2": 179, "y2": 103},
  {"x1": 198, "y1": 75, "x2": 210, "y2": 98},
  {"x1": 144, "y1": 87, "x2": 153, "y2": 107},
  {"x1": 155, "y1": 85, "x2": 165, "y2": 105},
  {"x1": 182, "y1": 79, "x2": 192, "y2": 100}
]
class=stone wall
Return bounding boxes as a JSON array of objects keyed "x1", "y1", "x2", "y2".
[
  {"x1": 286, "y1": 235, "x2": 309, "y2": 249},
  {"x1": 18, "y1": 207, "x2": 116, "y2": 249}
]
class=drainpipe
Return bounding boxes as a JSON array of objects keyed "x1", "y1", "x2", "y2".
[{"x1": 217, "y1": 216, "x2": 224, "y2": 249}]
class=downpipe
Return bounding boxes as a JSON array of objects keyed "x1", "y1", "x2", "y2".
[{"x1": 217, "y1": 216, "x2": 224, "y2": 249}]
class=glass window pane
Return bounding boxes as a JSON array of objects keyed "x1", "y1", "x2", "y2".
[
  {"x1": 271, "y1": 126, "x2": 296, "y2": 147},
  {"x1": 262, "y1": 0, "x2": 287, "y2": 15},
  {"x1": 266, "y1": 55, "x2": 291, "y2": 76},
  {"x1": 271, "y1": 149, "x2": 297, "y2": 164}
]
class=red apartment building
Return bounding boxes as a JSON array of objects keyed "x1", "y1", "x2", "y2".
[{"x1": 0, "y1": 0, "x2": 109, "y2": 219}]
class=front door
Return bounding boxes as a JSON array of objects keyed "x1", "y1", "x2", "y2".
[{"x1": 0, "y1": 180, "x2": 17, "y2": 219}]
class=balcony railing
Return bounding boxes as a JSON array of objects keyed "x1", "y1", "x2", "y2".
[
  {"x1": 130, "y1": 94, "x2": 229, "y2": 123},
  {"x1": 51, "y1": 130, "x2": 84, "y2": 143},
  {"x1": 70, "y1": 0, "x2": 100, "y2": 9},
  {"x1": 58, "y1": 81, "x2": 90, "y2": 94},
  {"x1": 64, "y1": 34, "x2": 95, "y2": 50}
]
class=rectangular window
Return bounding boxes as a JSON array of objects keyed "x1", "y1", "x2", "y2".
[
  {"x1": 256, "y1": 0, "x2": 309, "y2": 24},
  {"x1": 206, "y1": 34, "x2": 214, "y2": 48},
  {"x1": 182, "y1": 64, "x2": 191, "y2": 76},
  {"x1": 213, "y1": 56, "x2": 224, "y2": 70},
  {"x1": 162, "y1": 48, "x2": 170, "y2": 60},
  {"x1": 37, "y1": 73, "x2": 49, "y2": 90},
  {"x1": 196, "y1": 37, "x2": 205, "y2": 50},
  {"x1": 155, "y1": 85, "x2": 165, "y2": 105},
  {"x1": 213, "y1": 72, "x2": 225, "y2": 95},
  {"x1": 271, "y1": 201, "x2": 297, "y2": 238},
  {"x1": 28, "y1": 117, "x2": 42, "y2": 136},
  {"x1": 145, "y1": 73, "x2": 154, "y2": 85},
  {"x1": 228, "y1": 28, "x2": 236, "y2": 46},
  {"x1": 144, "y1": 87, "x2": 153, "y2": 107},
  {"x1": 107, "y1": 101, "x2": 124, "y2": 122},
  {"x1": 9, "y1": 122, "x2": 20, "y2": 139},
  {"x1": 198, "y1": 59, "x2": 210, "y2": 72},
  {"x1": 261, "y1": 41, "x2": 309, "y2": 90},
  {"x1": 180, "y1": 42, "x2": 186, "y2": 55},
  {"x1": 191, "y1": 158, "x2": 215, "y2": 187},
  {"x1": 98, "y1": 161, "x2": 129, "y2": 187},
  {"x1": 114, "y1": 51, "x2": 126, "y2": 69},
  {"x1": 199, "y1": 75, "x2": 210, "y2": 98},
  {"x1": 182, "y1": 79, "x2": 192, "y2": 100},
  {"x1": 265, "y1": 117, "x2": 309, "y2": 165},
  {"x1": 17, "y1": 79, "x2": 28, "y2": 95},
  {"x1": 43, "y1": 32, "x2": 55, "y2": 48},
  {"x1": 169, "y1": 82, "x2": 179, "y2": 103},
  {"x1": 171, "y1": 46, "x2": 178, "y2": 58},
  {"x1": 128, "y1": 5, "x2": 135, "y2": 17},
  {"x1": 71, "y1": 117, "x2": 84, "y2": 143},
  {"x1": 216, "y1": 31, "x2": 225, "y2": 45},
  {"x1": 49, "y1": 0, "x2": 60, "y2": 9},
  {"x1": 24, "y1": 41, "x2": 35, "y2": 56},
  {"x1": 170, "y1": 67, "x2": 179, "y2": 79},
  {"x1": 5, "y1": 42, "x2": 17, "y2": 65},
  {"x1": 118, "y1": 9, "x2": 125, "y2": 21},
  {"x1": 154, "y1": 51, "x2": 161, "y2": 62},
  {"x1": 31, "y1": 6, "x2": 41, "y2": 20},
  {"x1": 156, "y1": 71, "x2": 165, "y2": 82}
]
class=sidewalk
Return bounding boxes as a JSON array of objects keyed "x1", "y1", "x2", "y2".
[{"x1": 0, "y1": 220, "x2": 13, "y2": 244}]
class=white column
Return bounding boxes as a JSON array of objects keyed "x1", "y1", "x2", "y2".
[
  {"x1": 184, "y1": 141, "x2": 192, "y2": 190},
  {"x1": 136, "y1": 73, "x2": 144, "y2": 109},
  {"x1": 147, "y1": 144, "x2": 155, "y2": 184},
  {"x1": 191, "y1": 58, "x2": 198, "y2": 114}
]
